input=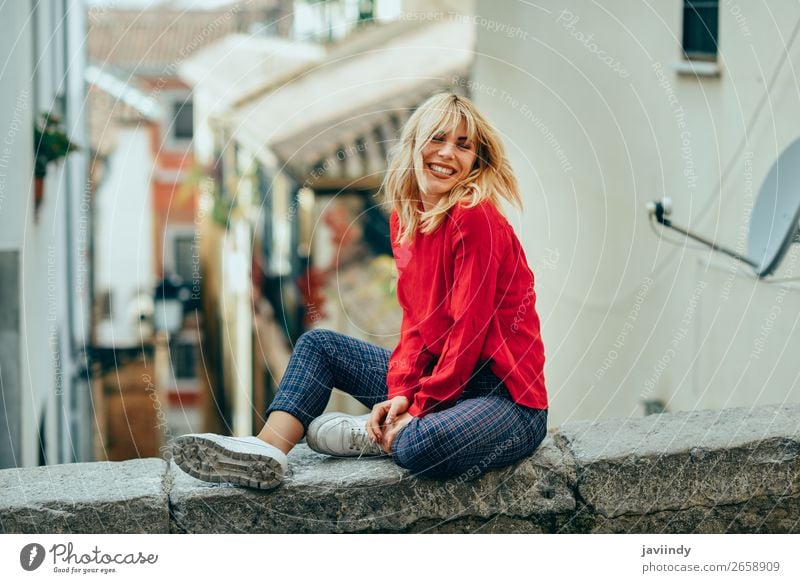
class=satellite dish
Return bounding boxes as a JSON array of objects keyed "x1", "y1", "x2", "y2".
[
  {"x1": 747, "y1": 137, "x2": 800, "y2": 277},
  {"x1": 648, "y1": 136, "x2": 800, "y2": 279}
]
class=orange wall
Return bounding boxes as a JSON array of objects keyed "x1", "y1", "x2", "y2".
[{"x1": 146, "y1": 109, "x2": 198, "y2": 279}]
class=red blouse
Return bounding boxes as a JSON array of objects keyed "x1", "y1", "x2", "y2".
[{"x1": 387, "y1": 200, "x2": 548, "y2": 418}]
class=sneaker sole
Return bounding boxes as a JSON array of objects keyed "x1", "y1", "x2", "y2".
[{"x1": 171, "y1": 435, "x2": 284, "y2": 490}]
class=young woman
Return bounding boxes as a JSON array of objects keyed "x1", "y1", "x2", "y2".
[{"x1": 172, "y1": 93, "x2": 548, "y2": 489}]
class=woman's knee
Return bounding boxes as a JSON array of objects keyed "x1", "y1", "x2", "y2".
[
  {"x1": 297, "y1": 327, "x2": 328, "y2": 346},
  {"x1": 295, "y1": 328, "x2": 339, "y2": 355}
]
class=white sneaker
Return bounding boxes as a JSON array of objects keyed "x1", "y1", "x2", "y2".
[
  {"x1": 171, "y1": 433, "x2": 288, "y2": 490},
  {"x1": 306, "y1": 412, "x2": 386, "y2": 458}
]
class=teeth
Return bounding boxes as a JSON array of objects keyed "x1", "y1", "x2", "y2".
[{"x1": 430, "y1": 164, "x2": 455, "y2": 176}]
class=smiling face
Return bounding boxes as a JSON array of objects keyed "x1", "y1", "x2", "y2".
[
  {"x1": 385, "y1": 93, "x2": 521, "y2": 243},
  {"x1": 420, "y1": 118, "x2": 478, "y2": 201}
]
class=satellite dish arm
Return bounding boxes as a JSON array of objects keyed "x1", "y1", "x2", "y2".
[{"x1": 649, "y1": 199, "x2": 759, "y2": 269}]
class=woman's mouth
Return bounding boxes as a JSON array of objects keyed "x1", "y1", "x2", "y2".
[{"x1": 427, "y1": 163, "x2": 456, "y2": 179}]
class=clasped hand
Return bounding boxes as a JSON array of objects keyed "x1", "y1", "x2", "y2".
[{"x1": 365, "y1": 396, "x2": 414, "y2": 454}]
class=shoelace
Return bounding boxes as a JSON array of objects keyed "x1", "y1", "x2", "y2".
[{"x1": 348, "y1": 426, "x2": 382, "y2": 458}]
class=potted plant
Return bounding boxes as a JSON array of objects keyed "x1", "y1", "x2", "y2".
[{"x1": 33, "y1": 113, "x2": 78, "y2": 214}]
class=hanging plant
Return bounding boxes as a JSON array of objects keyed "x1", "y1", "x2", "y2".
[
  {"x1": 180, "y1": 159, "x2": 235, "y2": 228},
  {"x1": 33, "y1": 113, "x2": 79, "y2": 213}
]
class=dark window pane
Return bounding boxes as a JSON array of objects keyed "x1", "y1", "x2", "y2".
[
  {"x1": 683, "y1": 0, "x2": 719, "y2": 59},
  {"x1": 173, "y1": 100, "x2": 193, "y2": 140},
  {"x1": 174, "y1": 235, "x2": 196, "y2": 283},
  {"x1": 97, "y1": 289, "x2": 112, "y2": 319},
  {"x1": 170, "y1": 340, "x2": 197, "y2": 379}
]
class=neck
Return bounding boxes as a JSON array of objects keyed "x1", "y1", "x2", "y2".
[{"x1": 419, "y1": 192, "x2": 445, "y2": 213}]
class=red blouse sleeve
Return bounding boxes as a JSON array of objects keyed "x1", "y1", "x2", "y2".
[
  {"x1": 386, "y1": 210, "x2": 432, "y2": 402},
  {"x1": 387, "y1": 315, "x2": 431, "y2": 402},
  {"x1": 409, "y1": 205, "x2": 501, "y2": 417}
]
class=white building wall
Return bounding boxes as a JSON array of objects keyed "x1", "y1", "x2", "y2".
[
  {"x1": 0, "y1": 0, "x2": 91, "y2": 467},
  {"x1": 0, "y1": 5, "x2": 34, "y2": 248},
  {"x1": 0, "y1": 0, "x2": 35, "y2": 468},
  {"x1": 65, "y1": 1, "x2": 93, "y2": 464},
  {"x1": 190, "y1": 87, "x2": 216, "y2": 167},
  {"x1": 95, "y1": 126, "x2": 155, "y2": 347},
  {"x1": 473, "y1": 0, "x2": 800, "y2": 425},
  {"x1": 23, "y1": 0, "x2": 61, "y2": 467}
]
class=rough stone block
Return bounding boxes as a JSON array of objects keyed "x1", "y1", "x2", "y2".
[
  {"x1": 0, "y1": 458, "x2": 168, "y2": 533},
  {"x1": 556, "y1": 404, "x2": 800, "y2": 519},
  {"x1": 587, "y1": 495, "x2": 800, "y2": 534},
  {"x1": 169, "y1": 436, "x2": 574, "y2": 533}
]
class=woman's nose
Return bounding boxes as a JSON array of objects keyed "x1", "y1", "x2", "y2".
[{"x1": 438, "y1": 141, "x2": 456, "y2": 158}]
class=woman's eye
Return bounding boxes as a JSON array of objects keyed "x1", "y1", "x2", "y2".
[{"x1": 429, "y1": 136, "x2": 472, "y2": 150}]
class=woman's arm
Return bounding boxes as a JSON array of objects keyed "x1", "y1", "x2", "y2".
[
  {"x1": 386, "y1": 209, "x2": 433, "y2": 402},
  {"x1": 408, "y1": 206, "x2": 501, "y2": 417},
  {"x1": 386, "y1": 315, "x2": 432, "y2": 402}
]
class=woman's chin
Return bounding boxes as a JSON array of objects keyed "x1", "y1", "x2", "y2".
[{"x1": 423, "y1": 178, "x2": 453, "y2": 196}]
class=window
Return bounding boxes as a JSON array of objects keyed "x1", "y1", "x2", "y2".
[
  {"x1": 97, "y1": 289, "x2": 112, "y2": 319},
  {"x1": 357, "y1": 0, "x2": 374, "y2": 26},
  {"x1": 170, "y1": 339, "x2": 198, "y2": 380},
  {"x1": 161, "y1": 91, "x2": 193, "y2": 150},
  {"x1": 172, "y1": 99, "x2": 193, "y2": 140},
  {"x1": 683, "y1": 0, "x2": 719, "y2": 60},
  {"x1": 173, "y1": 234, "x2": 196, "y2": 283}
]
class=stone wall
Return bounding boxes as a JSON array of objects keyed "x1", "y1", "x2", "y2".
[{"x1": 2, "y1": 403, "x2": 798, "y2": 533}]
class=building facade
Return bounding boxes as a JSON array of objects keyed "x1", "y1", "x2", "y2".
[
  {"x1": 473, "y1": 0, "x2": 800, "y2": 424},
  {"x1": 0, "y1": 1, "x2": 93, "y2": 468}
]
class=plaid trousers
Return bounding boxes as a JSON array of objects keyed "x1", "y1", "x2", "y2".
[{"x1": 266, "y1": 328, "x2": 548, "y2": 479}]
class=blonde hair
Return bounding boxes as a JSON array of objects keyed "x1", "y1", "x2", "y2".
[{"x1": 382, "y1": 92, "x2": 522, "y2": 245}]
